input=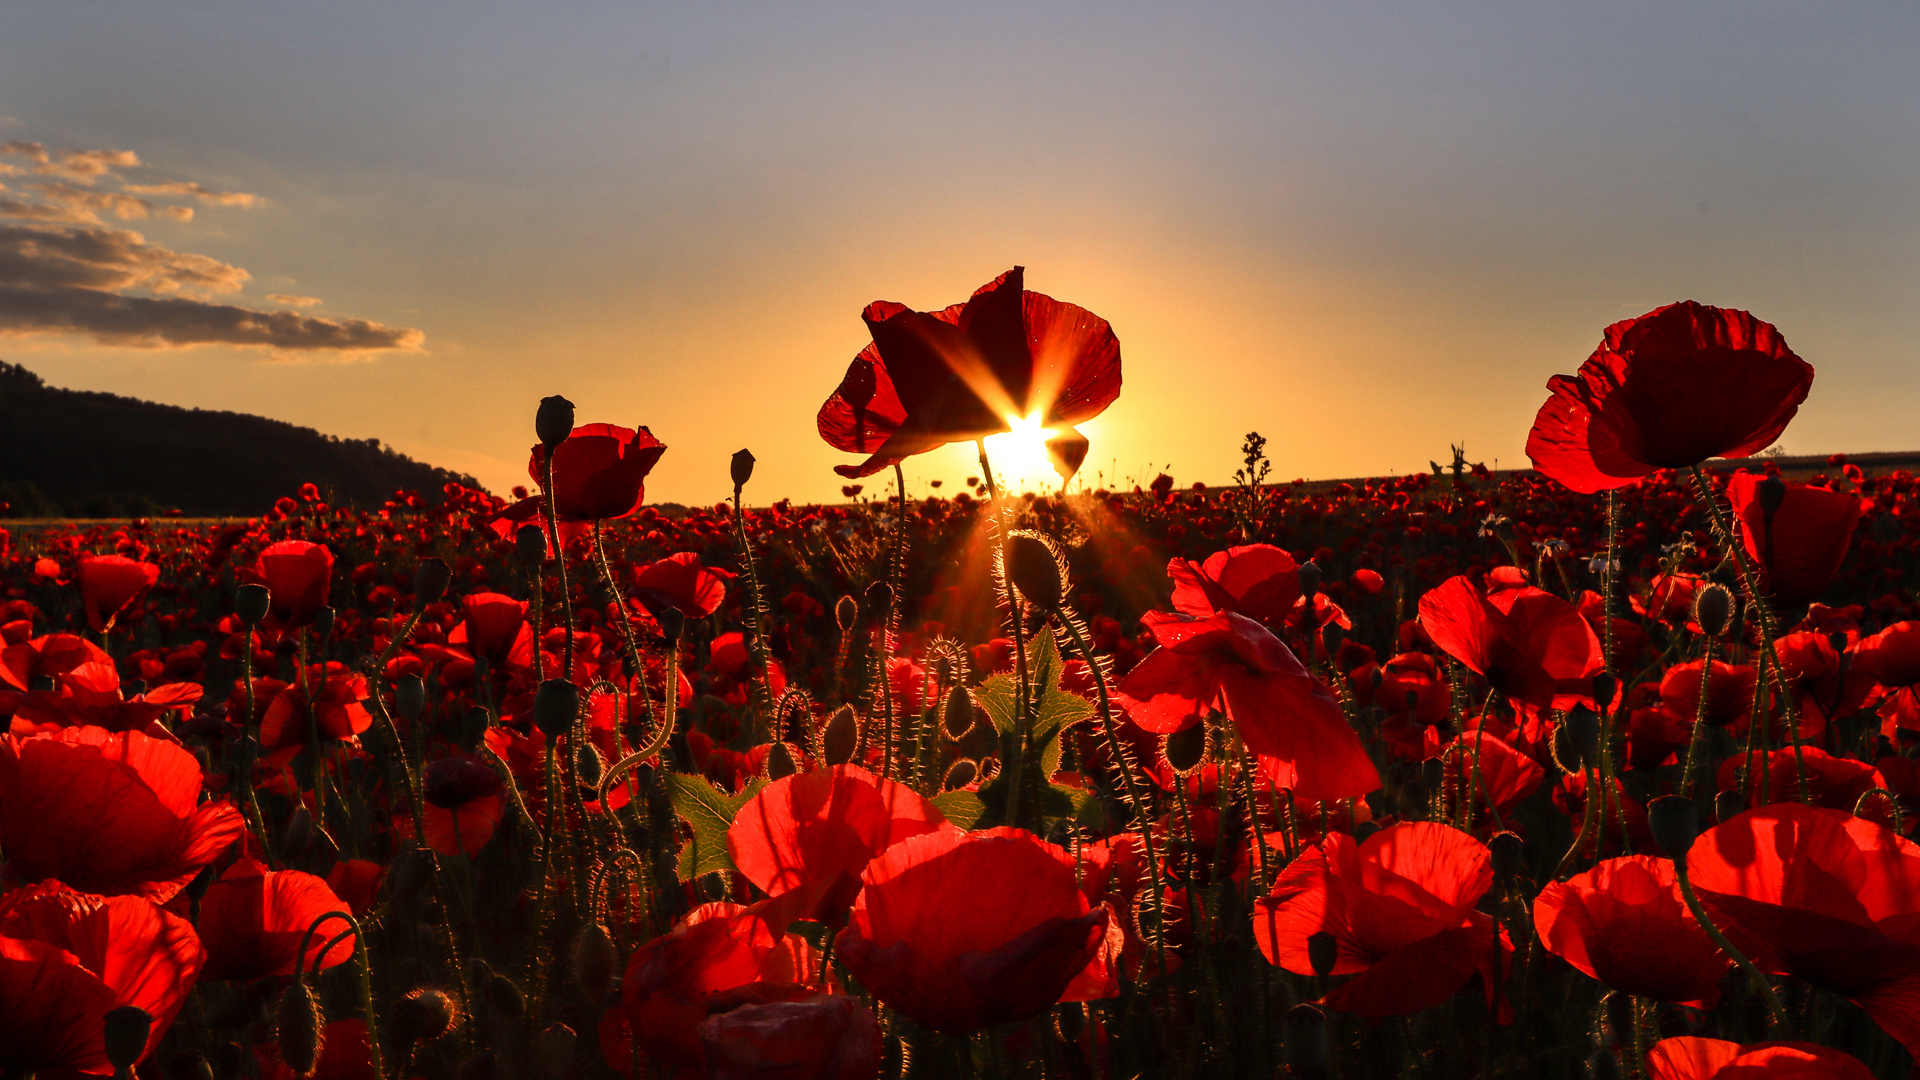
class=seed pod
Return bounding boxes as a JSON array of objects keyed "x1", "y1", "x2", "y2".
[
  {"x1": 942, "y1": 682, "x2": 974, "y2": 740},
  {"x1": 486, "y1": 972, "x2": 526, "y2": 1020},
  {"x1": 515, "y1": 524, "x2": 548, "y2": 567},
  {"x1": 1002, "y1": 532, "x2": 1065, "y2": 611},
  {"x1": 1714, "y1": 788, "x2": 1746, "y2": 822},
  {"x1": 1163, "y1": 723, "x2": 1207, "y2": 775},
  {"x1": 572, "y1": 922, "x2": 618, "y2": 1001},
  {"x1": 532, "y1": 679, "x2": 580, "y2": 742},
  {"x1": 1306, "y1": 930, "x2": 1339, "y2": 977},
  {"x1": 823, "y1": 705, "x2": 859, "y2": 766},
  {"x1": 574, "y1": 739, "x2": 606, "y2": 792},
  {"x1": 235, "y1": 584, "x2": 271, "y2": 626},
  {"x1": 535, "y1": 395, "x2": 575, "y2": 448},
  {"x1": 943, "y1": 758, "x2": 977, "y2": 791},
  {"x1": 392, "y1": 988, "x2": 456, "y2": 1046},
  {"x1": 1591, "y1": 672, "x2": 1619, "y2": 712},
  {"x1": 413, "y1": 557, "x2": 453, "y2": 605},
  {"x1": 1297, "y1": 560, "x2": 1323, "y2": 600},
  {"x1": 765, "y1": 741, "x2": 799, "y2": 781},
  {"x1": 274, "y1": 982, "x2": 325, "y2": 1077},
  {"x1": 1758, "y1": 475, "x2": 1788, "y2": 523},
  {"x1": 1489, "y1": 831, "x2": 1524, "y2": 882},
  {"x1": 1562, "y1": 706, "x2": 1601, "y2": 771},
  {"x1": 1283, "y1": 1003, "x2": 1328, "y2": 1078},
  {"x1": 1321, "y1": 621, "x2": 1345, "y2": 656},
  {"x1": 1647, "y1": 795, "x2": 1699, "y2": 861},
  {"x1": 388, "y1": 846, "x2": 437, "y2": 906},
  {"x1": 281, "y1": 806, "x2": 315, "y2": 861},
  {"x1": 863, "y1": 580, "x2": 892, "y2": 620},
  {"x1": 834, "y1": 595, "x2": 858, "y2": 632},
  {"x1": 1694, "y1": 584, "x2": 1734, "y2": 639},
  {"x1": 538, "y1": 1023, "x2": 577, "y2": 1080},
  {"x1": 1046, "y1": 429, "x2": 1090, "y2": 483},
  {"x1": 104, "y1": 1005, "x2": 154, "y2": 1072},
  {"x1": 730, "y1": 449, "x2": 756, "y2": 491},
  {"x1": 658, "y1": 606, "x2": 685, "y2": 647},
  {"x1": 394, "y1": 674, "x2": 427, "y2": 724},
  {"x1": 311, "y1": 606, "x2": 335, "y2": 642}
]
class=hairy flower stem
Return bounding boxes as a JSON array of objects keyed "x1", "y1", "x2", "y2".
[
  {"x1": 731, "y1": 484, "x2": 776, "y2": 725},
  {"x1": 1673, "y1": 853, "x2": 1792, "y2": 1033},
  {"x1": 1681, "y1": 634, "x2": 1717, "y2": 802},
  {"x1": 237, "y1": 633, "x2": 273, "y2": 868},
  {"x1": 1003, "y1": 591, "x2": 1029, "y2": 830},
  {"x1": 976, "y1": 438, "x2": 999, "y2": 501},
  {"x1": 541, "y1": 452, "x2": 576, "y2": 679},
  {"x1": 886, "y1": 462, "x2": 911, "y2": 775}
]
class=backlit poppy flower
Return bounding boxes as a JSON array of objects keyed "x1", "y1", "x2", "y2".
[
  {"x1": 817, "y1": 267, "x2": 1122, "y2": 478},
  {"x1": 1526, "y1": 302, "x2": 1814, "y2": 493},
  {"x1": 1634, "y1": 573, "x2": 1704, "y2": 626},
  {"x1": 1847, "y1": 621, "x2": 1920, "y2": 732},
  {"x1": 0, "y1": 881, "x2": 205, "y2": 1076},
  {"x1": 1532, "y1": 855, "x2": 1730, "y2": 1006},
  {"x1": 0, "y1": 725, "x2": 243, "y2": 901},
  {"x1": 1714, "y1": 747, "x2": 1888, "y2": 821},
  {"x1": 727, "y1": 764, "x2": 952, "y2": 925},
  {"x1": 1167, "y1": 544, "x2": 1301, "y2": 629},
  {"x1": 258, "y1": 665, "x2": 371, "y2": 767},
  {"x1": 1252, "y1": 822, "x2": 1503, "y2": 1017},
  {"x1": 633, "y1": 551, "x2": 734, "y2": 619},
  {"x1": 1418, "y1": 575, "x2": 1604, "y2": 712},
  {"x1": 0, "y1": 632, "x2": 113, "y2": 693},
  {"x1": 1684, "y1": 804, "x2": 1920, "y2": 1055},
  {"x1": 196, "y1": 855, "x2": 357, "y2": 981},
  {"x1": 1772, "y1": 631, "x2": 1873, "y2": 734},
  {"x1": 835, "y1": 827, "x2": 1110, "y2": 1033},
  {"x1": 1727, "y1": 473, "x2": 1863, "y2": 610},
  {"x1": 698, "y1": 993, "x2": 883, "y2": 1080},
  {"x1": 422, "y1": 753, "x2": 507, "y2": 857},
  {"x1": 239, "y1": 540, "x2": 334, "y2": 631},
  {"x1": 1645, "y1": 1037, "x2": 1874, "y2": 1080},
  {"x1": 1116, "y1": 611, "x2": 1379, "y2": 804},
  {"x1": 325, "y1": 859, "x2": 385, "y2": 917},
  {"x1": 76, "y1": 554, "x2": 158, "y2": 632},
  {"x1": 10, "y1": 660, "x2": 201, "y2": 734},
  {"x1": 1435, "y1": 731, "x2": 1544, "y2": 822},
  {"x1": 1658, "y1": 660, "x2": 1759, "y2": 730},
  {"x1": 448, "y1": 592, "x2": 533, "y2": 671}
]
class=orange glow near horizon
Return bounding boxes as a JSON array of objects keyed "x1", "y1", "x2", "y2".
[{"x1": 981, "y1": 412, "x2": 1062, "y2": 495}]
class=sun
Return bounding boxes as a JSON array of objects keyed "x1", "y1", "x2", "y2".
[{"x1": 980, "y1": 412, "x2": 1061, "y2": 494}]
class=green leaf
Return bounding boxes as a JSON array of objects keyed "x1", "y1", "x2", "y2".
[
  {"x1": 970, "y1": 629, "x2": 1093, "y2": 740},
  {"x1": 928, "y1": 790, "x2": 986, "y2": 830},
  {"x1": 665, "y1": 773, "x2": 767, "y2": 882},
  {"x1": 974, "y1": 673, "x2": 1018, "y2": 736}
]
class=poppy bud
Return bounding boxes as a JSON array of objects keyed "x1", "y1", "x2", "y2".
[
  {"x1": 863, "y1": 580, "x2": 892, "y2": 619},
  {"x1": 538, "y1": 1022, "x2": 576, "y2": 1080},
  {"x1": 1003, "y1": 532, "x2": 1065, "y2": 611},
  {"x1": 943, "y1": 683, "x2": 974, "y2": 740},
  {"x1": 1714, "y1": 788, "x2": 1746, "y2": 822},
  {"x1": 235, "y1": 583, "x2": 271, "y2": 626},
  {"x1": 1647, "y1": 795, "x2": 1699, "y2": 861},
  {"x1": 414, "y1": 557, "x2": 452, "y2": 605},
  {"x1": 731, "y1": 448, "x2": 756, "y2": 491},
  {"x1": 571, "y1": 922, "x2": 618, "y2": 1001},
  {"x1": 1352, "y1": 820, "x2": 1380, "y2": 844},
  {"x1": 1694, "y1": 584, "x2": 1734, "y2": 639},
  {"x1": 657, "y1": 605, "x2": 685, "y2": 646},
  {"x1": 281, "y1": 806, "x2": 315, "y2": 861},
  {"x1": 1591, "y1": 671, "x2": 1618, "y2": 712},
  {"x1": 840, "y1": 358, "x2": 877, "y2": 411},
  {"x1": 574, "y1": 740, "x2": 605, "y2": 791},
  {"x1": 455, "y1": 1050, "x2": 501, "y2": 1080},
  {"x1": 535, "y1": 395, "x2": 575, "y2": 448},
  {"x1": 1489, "y1": 831, "x2": 1524, "y2": 882},
  {"x1": 1321, "y1": 621, "x2": 1344, "y2": 656},
  {"x1": 1562, "y1": 706, "x2": 1600, "y2": 770},
  {"x1": 1297, "y1": 560, "x2": 1323, "y2": 599},
  {"x1": 835, "y1": 595, "x2": 858, "y2": 632},
  {"x1": 1828, "y1": 630, "x2": 1850, "y2": 655},
  {"x1": 1758, "y1": 475, "x2": 1788, "y2": 523},
  {"x1": 1163, "y1": 723, "x2": 1208, "y2": 775},
  {"x1": 943, "y1": 758, "x2": 977, "y2": 791},
  {"x1": 765, "y1": 740, "x2": 798, "y2": 780},
  {"x1": 1306, "y1": 929, "x2": 1339, "y2": 977},
  {"x1": 394, "y1": 674, "x2": 427, "y2": 724},
  {"x1": 462, "y1": 705, "x2": 490, "y2": 747},
  {"x1": 311, "y1": 605, "x2": 335, "y2": 642},
  {"x1": 533, "y1": 679, "x2": 580, "y2": 742},
  {"x1": 823, "y1": 705, "x2": 860, "y2": 766},
  {"x1": 388, "y1": 846, "x2": 438, "y2": 906},
  {"x1": 1283, "y1": 1003, "x2": 1328, "y2": 1078},
  {"x1": 104, "y1": 1005, "x2": 153, "y2": 1072},
  {"x1": 1046, "y1": 429, "x2": 1091, "y2": 483},
  {"x1": 393, "y1": 988, "x2": 456, "y2": 1045},
  {"x1": 515, "y1": 525, "x2": 548, "y2": 567},
  {"x1": 274, "y1": 982, "x2": 325, "y2": 1077},
  {"x1": 486, "y1": 972, "x2": 526, "y2": 1019}
]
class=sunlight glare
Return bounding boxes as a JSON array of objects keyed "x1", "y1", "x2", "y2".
[{"x1": 981, "y1": 412, "x2": 1061, "y2": 494}]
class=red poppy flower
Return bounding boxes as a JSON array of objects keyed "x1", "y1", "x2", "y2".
[
  {"x1": 633, "y1": 552, "x2": 734, "y2": 619},
  {"x1": 258, "y1": 665, "x2": 371, "y2": 767},
  {"x1": 0, "y1": 881, "x2": 205, "y2": 1076},
  {"x1": 698, "y1": 993, "x2": 884, "y2": 1080},
  {"x1": 0, "y1": 633, "x2": 112, "y2": 693},
  {"x1": 1116, "y1": 612, "x2": 1378, "y2": 805},
  {"x1": 1685, "y1": 804, "x2": 1920, "y2": 1055},
  {"x1": 1635, "y1": 573, "x2": 1704, "y2": 625},
  {"x1": 1418, "y1": 575, "x2": 1604, "y2": 711},
  {"x1": 1714, "y1": 747, "x2": 1888, "y2": 821},
  {"x1": 1847, "y1": 621, "x2": 1920, "y2": 732},
  {"x1": 1435, "y1": 731, "x2": 1544, "y2": 821},
  {"x1": 422, "y1": 753, "x2": 507, "y2": 858},
  {"x1": 1726, "y1": 473, "x2": 1862, "y2": 610},
  {"x1": 239, "y1": 540, "x2": 334, "y2": 631},
  {"x1": 1526, "y1": 301, "x2": 1814, "y2": 493},
  {"x1": 10, "y1": 660, "x2": 201, "y2": 734},
  {"x1": 727, "y1": 764, "x2": 953, "y2": 925},
  {"x1": 324, "y1": 859, "x2": 385, "y2": 917},
  {"x1": 1657, "y1": 660, "x2": 1759, "y2": 730},
  {"x1": 448, "y1": 592, "x2": 533, "y2": 671},
  {"x1": 834, "y1": 827, "x2": 1110, "y2": 1033},
  {"x1": 1532, "y1": 855, "x2": 1729, "y2": 1006},
  {"x1": 1166, "y1": 544, "x2": 1301, "y2": 628},
  {"x1": 817, "y1": 267, "x2": 1121, "y2": 478},
  {"x1": 0, "y1": 726, "x2": 243, "y2": 902},
  {"x1": 1252, "y1": 822, "x2": 1503, "y2": 1017},
  {"x1": 1645, "y1": 1038, "x2": 1874, "y2": 1080},
  {"x1": 76, "y1": 554, "x2": 158, "y2": 632},
  {"x1": 196, "y1": 855, "x2": 357, "y2": 982}
]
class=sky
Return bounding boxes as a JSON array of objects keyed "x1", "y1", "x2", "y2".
[{"x1": 1, "y1": 1, "x2": 1915, "y2": 507}]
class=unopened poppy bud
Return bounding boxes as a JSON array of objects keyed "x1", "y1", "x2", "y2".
[
  {"x1": 1591, "y1": 672, "x2": 1618, "y2": 712},
  {"x1": 388, "y1": 846, "x2": 437, "y2": 905},
  {"x1": 1829, "y1": 630, "x2": 1850, "y2": 654},
  {"x1": 1694, "y1": 584, "x2": 1734, "y2": 639},
  {"x1": 414, "y1": 557, "x2": 452, "y2": 605},
  {"x1": 235, "y1": 583, "x2": 271, "y2": 626},
  {"x1": 863, "y1": 580, "x2": 892, "y2": 619},
  {"x1": 274, "y1": 982, "x2": 325, "y2": 1077},
  {"x1": 533, "y1": 679, "x2": 580, "y2": 742},
  {"x1": 311, "y1": 606, "x2": 334, "y2": 642},
  {"x1": 1563, "y1": 706, "x2": 1600, "y2": 770},
  {"x1": 823, "y1": 705, "x2": 859, "y2": 766},
  {"x1": 1714, "y1": 788, "x2": 1746, "y2": 822},
  {"x1": 1004, "y1": 532, "x2": 1065, "y2": 610},
  {"x1": 943, "y1": 682, "x2": 974, "y2": 740},
  {"x1": 1758, "y1": 475, "x2": 1788, "y2": 523},
  {"x1": 1321, "y1": 621, "x2": 1344, "y2": 655},
  {"x1": 394, "y1": 674, "x2": 427, "y2": 724},
  {"x1": 943, "y1": 758, "x2": 977, "y2": 790},
  {"x1": 393, "y1": 988, "x2": 456, "y2": 1045},
  {"x1": 730, "y1": 448, "x2": 756, "y2": 491},
  {"x1": 574, "y1": 740, "x2": 605, "y2": 791},
  {"x1": 571, "y1": 922, "x2": 618, "y2": 1001},
  {"x1": 486, "y1": 972, "x2": 526, "y2": 1019},
  {"x1": 1297, "y1": 560, "x2": 1323, "y2": 599},
  {"x1": 1163, "y1": 723, "x2": 1207, "y2": 775},
  {"x1": 1489, "y1": 831, "x2": 1524, "y2": 882},
  {"x1": 538, "y1": 1022, "x2": 577, "y2": 1080},
  {"x1": 535, "y1": 395, "x2": 575, "y2": 448},
  {"x1": 765, "y1": 740, "x2": 798, "y2": 780},
  {"x1": 1647, "y1": 795, "x2": 1699, "y2": 861},
  {"x1": 281, "y1": 806, "x2": 315, "y2": 860},
  {"x1": 835, "y1": 595, "x2": 858, "y2": 632},
  {"x1": 463, "y1": 705, "x2": 490, "y2": 746},
  {"x1": 454, "y1": 1050, "x2": 501, "y2": 1080},
  {"x1": 1306, "y1": 930, "x2": 1339, "y2": 977},
  {"x1": 515, "y1": 524, "x2": 548, "y2": 567},
  {"x1": 658, "y1": 606, "x2": 685, "y2": 646},
  {"x1": 104, "y1": 1005, "x2": 153, "y2": 1072},
  {"x1": 1283, "y1": 1003, "x2": 1328, "y2": 1077},
  {"x1": 1046, "y1": 429, "x2": 1091, "y2": 483}
]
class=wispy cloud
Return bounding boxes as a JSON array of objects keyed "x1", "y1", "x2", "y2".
[{"x1": 0, "y1": 138, "x2": 420, "y2": 355}]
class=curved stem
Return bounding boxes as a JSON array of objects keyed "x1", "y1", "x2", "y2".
[{"x1": 1673, "y1": 855, "x2": 1791, "y2": 1033}]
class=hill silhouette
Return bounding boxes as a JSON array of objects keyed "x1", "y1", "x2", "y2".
[{"x1": 0, "y1": 361, "x2": 483, "y2": 517}]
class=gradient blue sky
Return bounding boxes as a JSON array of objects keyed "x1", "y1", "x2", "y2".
[{"x1": 2, "y1": 2, "x2": 1915, "y2": 506}]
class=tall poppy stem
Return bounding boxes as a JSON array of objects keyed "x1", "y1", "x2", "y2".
[
  {"x1": 541, "y1": 451, "x2": 576, "y2": 680},
  {"x1": 976, "y1": 439, "x2": 999, "y2": 500},
  {"x1": 1681, "y1": 632, "x2": 1718, "y2": 803},
  {"x1": 730, "y1": 484, "x2": 775, "y2": 723},
  {"x1": 1672, "y1": 852, "x2": 1792, "y2": 1033}
]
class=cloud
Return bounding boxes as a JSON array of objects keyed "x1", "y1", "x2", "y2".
[{"x1": 0, "y1": 138, "x2": 420, "y2": 355}]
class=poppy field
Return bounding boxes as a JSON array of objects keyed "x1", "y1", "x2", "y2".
[{"x1": 5, "y1": 271, "x2": 1920, "y2": 1080}]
